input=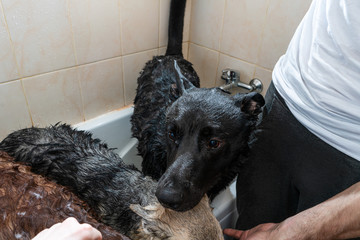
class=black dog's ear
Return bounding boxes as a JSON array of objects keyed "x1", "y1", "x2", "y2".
[
  {"x1": 173, "y1": 60, "x2": 195, "y2": 96},
  {"x1": 170, "y1": 80, "x2": 196, "y2": 100},
  {"x1": 233, "y1": 92, "x2": 265, "y2": 116}
]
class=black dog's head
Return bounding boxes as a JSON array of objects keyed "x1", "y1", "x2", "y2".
[{"x1": 155, "y1": 63, "x2": 265, "y2": 211}]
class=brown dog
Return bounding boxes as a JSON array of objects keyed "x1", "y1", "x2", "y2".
[{"x1": 0, "y1": 151, "x2": 127, "y2": 240}]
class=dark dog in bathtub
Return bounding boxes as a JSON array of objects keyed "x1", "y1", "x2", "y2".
[
  {"x1": 131, "y1": 0, "x2": 265, "y2": 212},
  {"x1": 0, "y1": 124, "x2": 224, "y2": 240}
]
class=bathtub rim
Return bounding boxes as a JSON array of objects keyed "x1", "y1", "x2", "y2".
[{"x1": 73, "y1": 105, "x2": 134, "y2": 131}]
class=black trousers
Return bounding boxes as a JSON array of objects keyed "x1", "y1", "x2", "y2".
[{"x1": 236, "y1": 82, "x2": 360, "y2": 234}]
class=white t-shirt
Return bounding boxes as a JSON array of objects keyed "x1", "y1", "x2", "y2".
[{"x1": 273, "y1": 0, "x2": 360, "y2": 161}]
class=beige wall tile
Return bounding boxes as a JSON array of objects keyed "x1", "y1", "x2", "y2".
[
  {"x1": 120, "y1": 0, "x2": 159, "y2": 55},
  {"x1": 254, "y1": 66, "x2": 272, "y2": 96},
  {"x1": 22, "y1": 68, "x2": 83, "y2": 127},
  {"x1": 188, "y1": 43, "x2": 219, "y2": 88},
  {"x1": 190, "y1": 0, "x2": 225, "y2": 51},
  {"x1": 215, "y1": 54, "x2": 256, "y2": 94},
  {"x1": 158, "y1": 46, "x2": 166, "y2": 56},
  {"x1": 220, "y1": 0, "x2": 269, "y2": 64},
  {"x1": 0, "y1": 8, "x2": 19, "y2": 83},
  {"x1": 2, "y1": 0, "x2": 75, "y2": 77},
  {"x1": 159, "y1": 0, "x2": 192, "y2": 47},
  {"x1": 69, "y1": 0, "x2": 122, "y2": 65},
  {"x1": 183, "y1": 42, "x2": 189, "y2": 60},
  {"x1": 122, "y1": 49, "x2": 158, "y2": 105},
  {"x1": 78, "y1": 58, "x2": 125, "y2": 121},
  {"x1": 0, "y1": 81, "x2": 32, "y2": 139},
  {"x1": 0, "y1": 0, "x2": 318, "y2": 132},
  {"x1": 257, "y1": 0, "x2": 312, "y2": 69}
]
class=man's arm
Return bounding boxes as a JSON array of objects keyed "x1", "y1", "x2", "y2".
[{"x1": 224, "y1": 181, "x2": 360, "y2": 240}]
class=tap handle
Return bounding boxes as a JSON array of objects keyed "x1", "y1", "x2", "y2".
[{"x1": 221, "y1": 69, "x2": 238, "y2": 83}]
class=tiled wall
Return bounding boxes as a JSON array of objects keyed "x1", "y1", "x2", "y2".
[
  {"x1": 0, "y1": 0, "x2": 191, "y2": 139},
  {"x1": 188, "y1": 0, "x2": 312, "y2": 92},
  {"x1": 0, "y1": 0, "x2": 311, "y2": 140}
]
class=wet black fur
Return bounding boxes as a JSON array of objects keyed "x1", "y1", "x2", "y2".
[
  {"x1": 131, "y1": 55, "x2": 200, "y2": 180},
  {"x1": 0, "y1": 124, "x2": 157, "y2": 237},
  {"x1": 156, "y1": 88, "x2": 265, "y2": 211},
  {"x1": 131, "y1": 0, "x2": 200, "y2": 181},
  {"x1": 131, "y1": 0, "x2": 265, "y2": 211}
]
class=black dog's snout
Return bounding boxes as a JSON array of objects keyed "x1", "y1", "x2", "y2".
[{"x1": 156, "y1": 187, "x2": 183, "y2": 210}]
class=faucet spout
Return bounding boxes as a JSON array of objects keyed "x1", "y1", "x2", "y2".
[{"x1": 237, "y1": 78, "x2": 263, "y2": 93}]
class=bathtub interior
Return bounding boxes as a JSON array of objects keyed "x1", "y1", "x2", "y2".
[
  {"x1": 74, "y1": 106, "x2": 238, "y2": 237},
  {"x1": 74, "y1": 107, "x2": 142, "y2": 169}
]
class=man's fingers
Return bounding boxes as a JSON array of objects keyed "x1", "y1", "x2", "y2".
[
  {"x1": 223, "y1": 228, "x2": 244, "y2": 238},
  {"x1": 77, "y1": 223, "x2": 102, "y2": 240}
]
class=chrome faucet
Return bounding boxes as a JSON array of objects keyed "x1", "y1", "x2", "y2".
[{"x1": 219, "y1": 69, "x2": 263, "y2": 93}]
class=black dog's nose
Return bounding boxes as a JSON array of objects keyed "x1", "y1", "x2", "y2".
[{"x1": 156, "y1": 187, "x2": 183, "y2": 210}]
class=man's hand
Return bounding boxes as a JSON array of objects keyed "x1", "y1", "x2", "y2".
[
  {"x1": 223, "y1": 223, "x2": 279, "y2": 240},
  {"x1": 32, "y1": 217, "x2": 102, "y2": 240}
]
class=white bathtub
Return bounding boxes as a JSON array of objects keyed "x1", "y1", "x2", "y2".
[{"x1": 74, "y1": 106, "x2": 238, "y2": 235}]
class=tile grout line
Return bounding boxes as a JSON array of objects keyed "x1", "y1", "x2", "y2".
[
  {"x1": 213, "y1": 0, "x2": 228, "y2": 86},
  {"x1": 118, "y1": 0, "x2": 126, "y2": 108},
  {"x1": 189, "y1": 42, "x2": 273, "y2": 72},
  {"x1": 254, "y1": 0, "x2": 271, "y2": 78},
  {"x1": 66, "y1": 0, "x2": 79, "y2": 66},
  {"x1": 118, "y1": 0, "x2": 124, "y2": 61},
  {"x1": 0, "y1": 43, "x2": 272, "y2": 89},
  {"x1": 65, "y1": 0, "x2": 85, "y2": 122},
  {"x1": 158, "y1": 0, "x2": 161, "y2": 49},
  {"x1": 0, "y1": 0, "x2": 21, "y2": 79},
  {"x1": 0, "y1": 47, "x2": 167, "y2": 86},
  {"x1": 218, "y1": 0, "x2": 227, "y2": 53}
]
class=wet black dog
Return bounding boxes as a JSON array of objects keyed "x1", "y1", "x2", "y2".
[
  {"x1": 0, "y1": 124, "x2": 223, "y2": 240},
  {"x1": 131, "y1": 0, "x2": 265, "y2": 212},
  {"x1": 131, "y1": 0, "x2": 200, "y2": 181}
]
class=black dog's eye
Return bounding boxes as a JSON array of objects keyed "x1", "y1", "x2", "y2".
[
  {"x1": 208, "y1": 139, "x2": 222, "y2": 149},
  {"x1": 168, "y1": 131, "x2": 176, "y2": 141}
]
